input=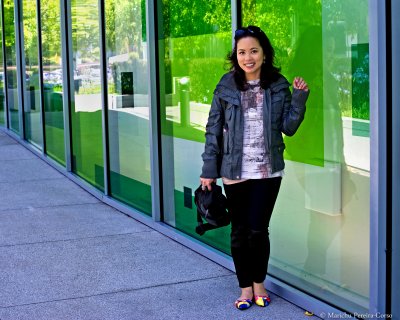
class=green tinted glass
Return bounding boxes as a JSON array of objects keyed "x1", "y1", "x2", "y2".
[
  {"x1": 4, "y1": 0, "x2": 19, "y2": 133},
  {"x1": 70, "y1": 0, "x2": 104, "y2": 190},
  {"x1": 22, "y1": 0, "x2": 42, "y2": 148},
  {"x1": 105, "y1": 0, "x2": 152, "y2": 215},
  {"x1": 243, "y1": 0, "x2": 370, "y2": 313},
  {"x1": 41, "y1": 0, "x2": 65, "y2": 165},
  {"x1": 159, "y1": 0, "x2": 232, "y2": 253}
]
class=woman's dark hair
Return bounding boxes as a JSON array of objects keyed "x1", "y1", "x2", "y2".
[{"x1": 228, "y1": 25, "x2": 281, "y2": 90}]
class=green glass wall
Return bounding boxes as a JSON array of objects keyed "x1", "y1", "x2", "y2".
[
  {"x1": 22, "y1": 0, "x2": 42, "y2": 148},
  {"x1": 104, "y1": 0, "x2": 152, "y2": 215},
  {"x1": 70, "y1": 0, "x2": 104, "y2": 190},
  {"x1": 3, "y1": 0, "x2": 19, "y2": 133},
  {"x1": 0, "y1": 4, "x2": 5, "y2": 126},
  {"x1": 41, "y1": 0, "x2": 65, "y2": 165},
  {"x1": 243, "y1": 0, "x2": 370, "y2": 313},
  {"x1": 158, "y1": 0, "x2": 232, "y2": 252}
]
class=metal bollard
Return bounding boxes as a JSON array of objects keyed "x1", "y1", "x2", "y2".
[{"x1": 179, "y1": 77, "x2": 190, "y2": 127}]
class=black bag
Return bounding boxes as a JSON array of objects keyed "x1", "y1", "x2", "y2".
[{"x1": 194, "y1": 183, "x2": 230, "y2": 235}]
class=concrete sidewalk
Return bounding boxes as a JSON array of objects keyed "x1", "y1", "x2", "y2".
[{"x1": 0, "y1": 129, "x2": 318, "y2": 320}]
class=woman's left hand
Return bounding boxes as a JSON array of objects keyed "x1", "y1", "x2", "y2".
[{"x1": 293, "y1": 77, "x2": 309, "y2": 91}]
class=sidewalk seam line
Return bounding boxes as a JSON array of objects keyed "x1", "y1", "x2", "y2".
[
  {"x1": 0, "y1": 231, "x2": 154, "y2": 249},
  {"x1": 0, "y1": 201, "x2": 101, "y2": 213},
  {"x1": 0, "y1": 274, "x2": 235, "y2": 310},
  {"x1": 0, "y1": 177, "x2": 69, "y2": 185}
]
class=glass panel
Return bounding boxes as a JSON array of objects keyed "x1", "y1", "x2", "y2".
[
  {"x1": 158, "y1": 0, "x2": 232, "y2": 252},
  {"x1": 3, "y1": 0, "x2": 19, "y2": 133},
  {"x1": 243, "y1": 0, "x2": 370, "y2": 313},
  {"x1": 70, "y1": 0, "x2": 104, "y2": 189},
  {"x1": 0, "y1": 5, "x2": 5, "y2": 126},
  {"x1": 104, "y1": 0, "x2": 152, "y2": 215},
  {"x1": 41, "y1": 0, "x2": 65, "y2": 165},
  {"x1": 22, "y1": 0, "x2": 42, "y2": 148}
]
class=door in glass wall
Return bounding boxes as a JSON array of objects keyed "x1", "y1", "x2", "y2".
[
  {"x1": 104, "y1": 0, "x2": 151, "y2": 215},
  {"x1": 22, "y1": 0, "x2": 42, "y2": 148},
  {"x1": 3, "y1": 0, "x2": 19, "y2": 133},
  {"x1": 0, "y1": 6, "x2": 5, "y2": 127},
  {"x1": 41, "y1": 0, "x2": 65, "y2": 165},
  {"x1": 158, "y1": 0, "x2": 232, "y2": 252},
  {"x1": 70, "y1": 0, "x2": 104, "y2": 189},
  {"x1": 242, "y1": 0, "x2": 370, "y2": 313}
]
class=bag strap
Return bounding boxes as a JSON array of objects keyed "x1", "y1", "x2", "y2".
[
  {"x1": 195, "y1": 209, "x2": 230, "y2": 236},
  {"x1": 195, "y1": 208, "x2": 219, "y2": 235}
]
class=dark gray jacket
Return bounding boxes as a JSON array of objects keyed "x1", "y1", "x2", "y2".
[{"x1": 201, "y1": 72, "x2": 309, "y2": 180}]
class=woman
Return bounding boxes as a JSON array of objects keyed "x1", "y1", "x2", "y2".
[{"x1": 200, "y1": 25, "x2": 309, "y2": 310}]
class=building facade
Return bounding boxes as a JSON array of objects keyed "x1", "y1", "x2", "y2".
[{"x1": 0, "y1": 0, "x2": 398, "y2": 317}]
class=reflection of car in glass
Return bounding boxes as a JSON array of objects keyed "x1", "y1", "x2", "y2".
[
  {"x1": 5, "y1": 70, "x2": 30, "y2": 88},
  {"x1": 43, "y1": 68, "x2": 63, "y2": 85}
]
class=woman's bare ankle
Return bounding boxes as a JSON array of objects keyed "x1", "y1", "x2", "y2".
[
  {"x1": 253, "y1": 282, "x2": 268, "y2": 296},
  {"x1": 239, "y1": 286, "x2": 253, "y2": 300}
]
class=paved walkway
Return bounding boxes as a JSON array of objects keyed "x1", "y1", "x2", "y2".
[{"x1": 0, "y1": 129, "x2": 318, "y2": 319}]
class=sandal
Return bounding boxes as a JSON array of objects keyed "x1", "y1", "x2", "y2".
[
  {"x1": 254, "y1": 294, "x2": 271, "y2": 307},
  {"x1": 234, "y1": 298, "x2": 253, "y2": 310}
]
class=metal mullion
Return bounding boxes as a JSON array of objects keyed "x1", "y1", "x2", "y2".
[
  {"x1": 36, "y1": 0, "x2": 46, "y2": 154},
  {"x1": 0, "y1": 0, "x2": 9, "y2": 128},
  {"x1": 390, "y1": 0, "x2": 399, "y2": 318},
  {"x1": 385, "y1": 0, "x2": 393, "y2": 315},
  {"x1": 231, "y1": 0, "x2": 239, "y2": 47},
  {"x1": 60, "y1": 0, "x2": 73, "y2": 171},
  {"x1": 147, "y1": 0, "x2": 162, "y2": 221},
  {"x1": 14, "y1": 0, "x2": 25, "y2": 139},
  {"x1": 98, "y1": 0, "x2": 110, "y2": 196},
  {"x1": 369, "y1": 0, "x2": 388, "y2": 315}
]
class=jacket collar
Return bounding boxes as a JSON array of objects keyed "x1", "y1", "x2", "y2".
[{"x1": 214, "y1": 72, "x2": 241, "y2": 105}]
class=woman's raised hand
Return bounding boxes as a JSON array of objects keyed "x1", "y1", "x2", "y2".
[{"x1": 293, "y1": 77, "x2": 309, "y2": 91}]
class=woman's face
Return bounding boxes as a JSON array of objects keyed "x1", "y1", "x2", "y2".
[{"x1": 236, "y1": 36, "x2": 265, "y2": 81}]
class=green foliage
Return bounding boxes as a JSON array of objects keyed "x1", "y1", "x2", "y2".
[
  {"x1": 3, "y1": 0, "x2": 16, "y2": 63},
  {"x1": 3, "y1": 0, "x2": 15, "y2": 48},
  {"x1": 105, "y1": 0, "x2": 145, "y2": 55},
  {"x1": 22, "y1": 0, "x2": 39, "y2": 68},
  {"x1": 41, "y1": 0, "x2": 62, "y2": 64},
  {"x1": 160, "y1": 0, "x2": 230, "y2": 39},
  {"x1": 71, "y1": 0, "x2": 100, "y2": 62}
]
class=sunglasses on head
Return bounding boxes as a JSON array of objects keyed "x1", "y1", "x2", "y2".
[{"x1": 234, "y1": 26, "x2": 262, "y2": 38}]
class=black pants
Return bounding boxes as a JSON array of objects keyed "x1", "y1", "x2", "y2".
[{"x1": 224, "y1": 178, "x2": 282, "y2": 288}]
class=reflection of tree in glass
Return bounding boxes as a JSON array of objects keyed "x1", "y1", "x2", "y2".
[
  {"x1": 105, "y1": 0, "x2": 146, "y2": 54},
  {"x1": 159, "y1": 0, "x2": 232, "y2": 104},
  {"x1": 41, "y1": 0, "x2": 62, "y2": 66},
  {"x1": 351, "y1": 48, "x2": 369, "y2": 120},
  {"x1": 161, "y1": 0, "x2": 230, "y2": 38},
  {"x1": 22, "y1": 0, "x2": 39, "y2": 69},
  {"x1": 3, "y1": 0, "x2": 15, "y2": 48},
  {"x1": 71, "y1": 0, "x2": 100, "y2": 62},
  {"x1": 242, "y1": 0, "x2": 322, "y2": 73}
]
